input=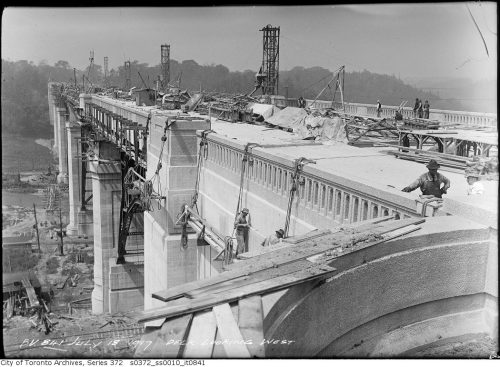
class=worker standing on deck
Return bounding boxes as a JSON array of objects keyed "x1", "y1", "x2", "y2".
[
  {"x1": 413, "y1": 98, "x2": 420, "y2": 118},
  {"x1": 402, "y1": 159, "x2": 451, "y2": 198},
  {"x1": 376, "y1": 100, "x2": 382, "y2": 117},
  {"x1": 423, "y1": 100, "x2": 430, "y2": 119},
  {"x1": 234, "y1": 208, "x2": 250, "y2": 258},
  {"x1": 418, "y1": 99, "x2": 424, "y2": 118},
  {"x1": 298, "y1": 96, "x2": 306, "y2": 108}
]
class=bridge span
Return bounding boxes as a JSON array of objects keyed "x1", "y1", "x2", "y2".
[{"x1": 48, "y1": 82, "x2": 497, "y2": 357}]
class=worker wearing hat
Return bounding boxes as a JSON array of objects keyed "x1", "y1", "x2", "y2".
[
  {"x1": 402, "y1": 159, "x2": 450, "y2": 198},
  {"x1": 234, "y1": 208, "x2": 251, "y2": 258},
  {"x1": 261, "y1": 228, "x2": 285, "y2": 247}
]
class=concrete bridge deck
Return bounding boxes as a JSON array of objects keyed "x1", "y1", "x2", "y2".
[{"x1": 202, "y1": 118, "x2": 498, "y2": 225}]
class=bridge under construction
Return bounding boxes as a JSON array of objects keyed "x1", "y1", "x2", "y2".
[{"x1": 44, "y1": 24, "x2": 498, "y2": 357}]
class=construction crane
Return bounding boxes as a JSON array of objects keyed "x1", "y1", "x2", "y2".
[
  {"x1": 124, "y1": 60, "x2": 132, "y2": 91},
  {"x1": 248, "y1": 25, "x2": 280, "y2": 97},
  {"x1": 260, "y1": 24, "x2": 280, "y2": 95},
  {"x1": 104, "y1": 56, "x2": 109, "y2": 88},
  {"x1": 160, "y1": 44, "x2": 170, "y2": 92}
]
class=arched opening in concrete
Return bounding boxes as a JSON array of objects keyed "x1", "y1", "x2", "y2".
[{"x1": 263, "y1": 219, "x2": 497, "y2": 357}]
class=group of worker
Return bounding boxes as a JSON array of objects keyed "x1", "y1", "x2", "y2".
[
  {"x1": 413, "y1": 98, "x2": 430, "y2": 119},
  {"x1": 233, "y1": 208, "x2": 285, "y2": 259},
  {"x1": 402, "y1": 159, "x2": 484, "y2": 198},
  {"x1": 233, "y1": 159, "x2": 484, "y2": 259}
]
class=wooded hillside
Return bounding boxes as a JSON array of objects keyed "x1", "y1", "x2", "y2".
[{"x1": 2, "y1": 58, "x2": 461, "y2": 138}]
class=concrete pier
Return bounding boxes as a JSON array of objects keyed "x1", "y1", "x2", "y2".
[
  {"x1": 56, "y1": 106, "x2": 69, "y2": 184},
  {"x1": 143, "y1": 115, "x2": 210, "y2": 310},
  {"x1": 88, "y1": 141, "x2": 122, "y2": 314},
  {"x1": 65, "y1": 121, "x2": 81, "y2": 235}
]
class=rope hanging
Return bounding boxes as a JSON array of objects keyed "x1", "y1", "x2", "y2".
[
  {"x1": 191, "y1": 129, "x2": 215, "y2": 212},
  {"x1": 145, "y1": 119, "x2": 172, "y2": 211},
  {"x1": 283, "y1": 157, "x2": 316, "y2": 238}
]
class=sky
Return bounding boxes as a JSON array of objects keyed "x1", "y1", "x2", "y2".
[{"x1": 1, "y1": 4, "x2": 497, "y2": 81}]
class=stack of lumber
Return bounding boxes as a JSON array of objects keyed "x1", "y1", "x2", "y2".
[
  {"x1": 380, "y1": 144, "x2": 470, "y2": 170},
  {"x1": 131, "y1": 217, "x2": 423, "y2": 358}
]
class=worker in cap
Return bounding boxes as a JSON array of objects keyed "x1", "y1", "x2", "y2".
[
  {"x1": 234, "y1": 208, "x2": 251, "y2": 258},
  {"x1": 465, "y1": 172, "x2": 484, "y2": 195},
  {"x1": 261, "y1": 228, "x2": 285, "y2": 247},
  {"x1": 402, "y1": 159, "x2": 450, "y2": 198},
  {"x1": 376, "y1": 100, "x2": 382, "y2": 117}
]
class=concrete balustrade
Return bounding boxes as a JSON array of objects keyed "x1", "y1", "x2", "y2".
[
  {"x1": 303, "y1": 99, "x2": 497, "y2": 128},
  {"x1": 199, "y1": 136, "x2": 417, "y2": 248}
]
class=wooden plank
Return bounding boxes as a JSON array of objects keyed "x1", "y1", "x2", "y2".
[
  {"x1": 238, "y1": 296, "x2": 265, "y2": 357},
  {"x1": 212, "y1": 303, "x2": 251, "y2": 358},
  {"x1": 183, "y1": 311, "x2": 217, "y2": 358},
  {"x1": 226, "y1": 218, "x2": 425, "y2": 273},
  {"x1": 212, "y1": 303, "x2": 240, "y2": 358},
  {"x1": 153, "y1": 272, "x2": 249, "y2": 302},
  {"x1": 153, "y1": 218, "x2": 424, "y2": 303},
  {"x1": 186, "y1": 259, "x2": 317, "y2": 299},
  {"x1": 283, "y1": 228, "x2": 332, "y2": 244},
  {"x1": 308, "y1": 225, "x2": 422, "y2": 263},
  {"x1": 22, "y1": 278, "x2": 39, "y2": 308},
  {"x1": 136, "y1": 264, "x2": 336, "y2": 323},
  {"x1": 146, "y1": 314, "x2": 193, "y2": 358},
  {"x1": 134, "y1": 328, "x2": 161, "y2": 358}
]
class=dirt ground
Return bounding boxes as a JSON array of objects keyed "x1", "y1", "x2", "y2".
[{"x1": 3, "y1": 168, "x2": 143, "y2": 358}]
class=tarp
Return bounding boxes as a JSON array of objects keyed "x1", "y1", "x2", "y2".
[
  {"x1": 265, "y1": 107, "x2": 348, "y2": 142},
  {"x1": 247, "y1": 103, "x2": 278, "y2": 120},
  {"x1": 183, "y1": 93, "x2": 204, "y2": 112},
  {"x1": 265, "y1": 107, "x2": 308, "y2": 130}
]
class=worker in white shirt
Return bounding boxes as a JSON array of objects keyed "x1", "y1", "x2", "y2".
[
  {"x1": 261, "y1": 229, "x2": 285, "y2": 247},
  {"x1": 466, "y1": 173, "x2": 484, "y2": 195}
]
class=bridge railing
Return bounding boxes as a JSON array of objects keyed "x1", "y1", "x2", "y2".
[
  {"x1": 297, "y1": 99, "x2": 497, "y2": 129},
  {"x1": 200, "y1": 135, "x2": 419, "y2": 240}
]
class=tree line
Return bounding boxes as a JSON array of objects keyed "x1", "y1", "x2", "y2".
[{"x1": 2, "y1": 58, "x2": 461, "y2": 138}]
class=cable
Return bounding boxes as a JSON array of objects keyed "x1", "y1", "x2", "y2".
[{"x1": 466, "y1": 3, "x2": 489, "y2": 57}]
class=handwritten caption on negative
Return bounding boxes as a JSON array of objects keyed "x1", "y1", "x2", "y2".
[{"x1": 17, "y1": 336, "x2": 295, "y2": 353}]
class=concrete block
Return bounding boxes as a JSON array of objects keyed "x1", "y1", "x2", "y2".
[
  {"x1": 109, "y1": 259, "x2": 144, "y2": 291},
  {"x1": 167, "y1": 166, "x2": 198, "y2": 190},
  {"x1": 109, "y1": 288, "x2": 144, "y2": 313},
  {"x1": 77, "y1": 208, "x2": 94, "y2": 237}
]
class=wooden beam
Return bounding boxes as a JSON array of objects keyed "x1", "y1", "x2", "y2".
[
  {"x1": 212, "y1": 304, "x2": 251, "y2": 358},
  {"x1": 146, "y1": 314, "x2": 193, "y2": 358},
  {"x1": 185, "y1": 259, "x2": 317, "y2": 299},
  {"x1": 153, "y1": 218, "x2": 424, "y2": 303},
  {"x1": 136, "y1": 264, "x2": 336, "y2": 323},
  {"x1": 22, "y1": 278, "x2": 39, "y2": 308},
  {"x1": 134, "y1": 328, "x2": 161, "y2": 357},
  {"x1": 238, "y1": 296, "x2": 265, "y2": 357},
  {"x1": 183, "y1": 311, "x2": 217, "y2": 358},
  {"x1": 212, "y1": 303, "x2": 239, "y2": 358}
]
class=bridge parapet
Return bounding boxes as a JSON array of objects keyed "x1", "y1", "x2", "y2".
[
  {"x1": 199, "y1": 133, "x2": 420, "y2": 253},
  {"x1": 303, "y1": 99, "x2": 497, "y2": 129}
]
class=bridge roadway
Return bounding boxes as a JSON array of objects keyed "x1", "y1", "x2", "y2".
[{"x1": 48, "y1": 85, "x2": 498, "y2": 356}]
